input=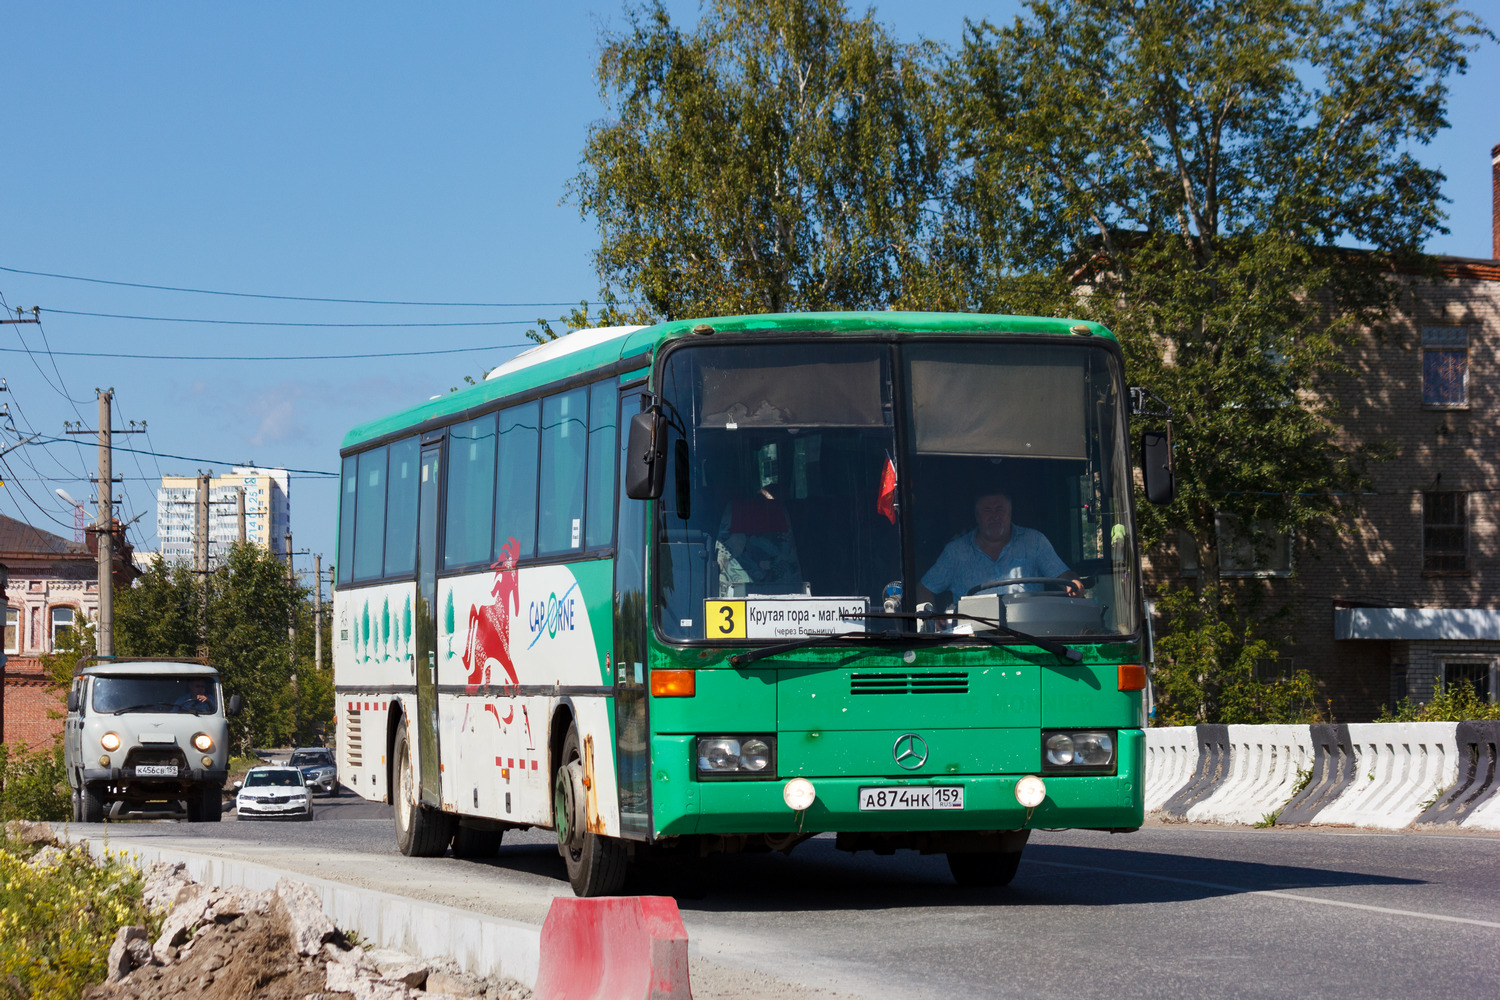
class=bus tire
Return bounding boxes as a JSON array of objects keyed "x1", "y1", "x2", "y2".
[
  {"x1": 393, "y1": 722, "x2": 453, "y2": 857},
  {"x1": 947, "y1": 848, "x2": 1023, "y2": 887},
  {"x1": 452, "y1": 824, "x2": 504, "y2": 859},
  {"x1": 555, "y1": 722, "x2": 627, "y2": 897},
  {"x1": 81, "y1": 782, "x2": 107, "y2": 824}
]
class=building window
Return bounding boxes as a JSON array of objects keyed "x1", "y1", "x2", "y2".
[
  {"x1": 1178, "y1": 515, "x2": 1292, "y2": 577},
  {"x1": 1443, "y1": 661, "x2": 1493, "y2": 701},
  {"x1": 1421, "y1": 327, "x2": 1468, "y2": 407},
  {"x1": 50, "y1": 606, "x2": 75, "y2": 649},
  {"x1": 4, "y1": 608, "x2": 16, "y2": 654},
  {"x1": 1421, "y1": 492, "x2": 1467, "y2": 573}
]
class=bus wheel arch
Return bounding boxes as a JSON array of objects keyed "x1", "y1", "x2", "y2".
[{"x1": 385, "y1": 702, "x2": 405, "y2": 805}]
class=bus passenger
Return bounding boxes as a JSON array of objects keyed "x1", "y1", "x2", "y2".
[
  {"x1": 715, "y1": 484, "x2": 803, "y2": 597},
  {"x1": 915, "y1": 489, "x2": 1082, "y2": 606}
]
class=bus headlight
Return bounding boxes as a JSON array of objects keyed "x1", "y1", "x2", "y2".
[
  {"x1": 193, "y1": 733, "x2": 214, "y2": 752},
  {"x1": 696, "y1": 736, "x2": 776, "y2": 778},
  {"x1": 1040, "y1": 730, "x2": 1116, "y2": 773},
  {"x1": 100, "y1": 732, "x2": 121, "y2": 752}
]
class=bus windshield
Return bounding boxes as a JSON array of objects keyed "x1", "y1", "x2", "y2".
[{"x1": 655, "y1": 339, "x2": 1139, "y2": 642}]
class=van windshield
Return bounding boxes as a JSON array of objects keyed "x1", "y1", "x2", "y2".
[{"x1": 91, "y1": 676, "x2": 218, "y2": 715}]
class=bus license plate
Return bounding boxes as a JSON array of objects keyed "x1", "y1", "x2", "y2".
[
  {"x1": 858, "y1": 786, "x2": 964, "y2": 811},
  {"x1": 135, "y1": 765, "x2": 178, "y2": 777}
]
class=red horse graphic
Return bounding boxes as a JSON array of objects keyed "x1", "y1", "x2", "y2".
[{"x1": 462, "y1": 537, "x2": 522, "y2": 721}]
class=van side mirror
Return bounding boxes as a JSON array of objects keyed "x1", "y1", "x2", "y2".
[
  {"x1": 67, "y1": 691, "x2": 79, "y2": 712},
  {"x1": 625, "y1": 411, "x2": 667, "y2": 500},
  {"x1": 227, "y1": 694, "x2": 243, "y2": 717},
  {"x1": 1142, "y1": 428, "x2": 1176, "y2": 505}
]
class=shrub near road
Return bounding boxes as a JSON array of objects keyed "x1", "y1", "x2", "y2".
[{"x1": 0, "y1": 828, "x2": 155, "y2": 1000}]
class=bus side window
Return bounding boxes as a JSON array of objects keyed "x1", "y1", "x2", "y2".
[
  {"x1": 585, "y1": 382, "x2": 617, "y2": 549},
  {"x1": 384, "y1": 437, "x2": 420, "y2": 577},
  {"x1": 496, "y1": 401, "x2": 540, "y2": 561},
  {"x1": 540, "y1": 388, "x2": 589, "y2": 555},
  {"x1": 338, "y1": 455, "x2": 357, "y2": 586},
  {"x1": 352, "y1": 447, "x2": 389, "y2": 582},
  {"x1": 445, "y1": 413, "x2": 499, "y2": 569}
]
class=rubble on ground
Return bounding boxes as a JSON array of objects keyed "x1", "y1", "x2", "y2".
[{"x1": 84, "y1": 860, "x2": 531, "y2": 1000}]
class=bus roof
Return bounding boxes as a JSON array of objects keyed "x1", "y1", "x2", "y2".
[{"x1": 340, "y1": 311, "x2": 1112, "y2": 452}]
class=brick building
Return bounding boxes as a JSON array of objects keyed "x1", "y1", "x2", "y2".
[
  {"x1": 0, "y1": 514, "x2": 98, "y2": 748},
  {"x1": 1150, "y1": 145, "x2": 1500, "y2": 721}
]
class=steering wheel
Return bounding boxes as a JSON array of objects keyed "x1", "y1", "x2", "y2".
[{"x1": 966, "y1": 577, "x2": 1077, "y2": 597}]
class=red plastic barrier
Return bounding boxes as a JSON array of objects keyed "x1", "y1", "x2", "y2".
[{"x1": 533, "y1": 895, "x2": 693, "y2": 1000}]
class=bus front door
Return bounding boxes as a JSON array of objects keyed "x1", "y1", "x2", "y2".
[
  {"x1": 614, "y1": 387, "x2": 651, "y2": 839},
  {"x1": 414, "y1": 443, "x2": 443, "y2": 807}
]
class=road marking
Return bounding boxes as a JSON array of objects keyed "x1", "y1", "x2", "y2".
[{"x1": 1027, "y1": 859, "x2": 1500, "y2": 929}]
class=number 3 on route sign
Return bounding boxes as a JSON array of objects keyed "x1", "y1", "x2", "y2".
[{"x1": 704, "y1": 600, "x2": 746, "y2": 639}]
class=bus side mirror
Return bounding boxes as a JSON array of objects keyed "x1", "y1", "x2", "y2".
[
  {"x1": 67, "y1": 691, "x2": 79, "y2": 712},
  {"x1": 625, "y1": 411, "x2": 667, "y2": 500},
  {"x1": 1141, "y1": 428, "x2": 1175, "y2": 505},
  {"x1": 227, "y1": 694, "x2": 243, "y2": 717}
]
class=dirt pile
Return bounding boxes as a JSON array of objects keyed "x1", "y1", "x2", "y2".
[{"x1": 85, "y1": 862, "x2": 530, "y2": 1000}]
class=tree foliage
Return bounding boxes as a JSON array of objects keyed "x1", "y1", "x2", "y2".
[
  {"x1": 115, "y1": 546, "x2": 330, "y2": 750},
  {"x1": 572, "y1": 0, "x2": 947, "y2": 319}
]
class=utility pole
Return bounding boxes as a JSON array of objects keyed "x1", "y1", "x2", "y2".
[
  {"x1": 285, "y1": 530, "x2": 297, "y2": 676},
  {"x1": 195, "y1": 473, "x2": 213, "y2": 577},
  {"x1": 236, "y1": 487, "x2": 246, "y2": 544},
  {"x1": 64, "y1": 390, "x2": 143, "y2": 658},
  {"x1": 313, "y1": 553, "x2": 323, "y2": 671}
]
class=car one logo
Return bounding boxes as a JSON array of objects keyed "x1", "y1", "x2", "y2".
[{"x1": 892, "y1": 733, "x2": 928, "y2": 770}]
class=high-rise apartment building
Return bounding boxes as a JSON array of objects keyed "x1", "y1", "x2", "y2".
[{"x1": 157, "y1": 467, "x2": 290, "y2": 566}]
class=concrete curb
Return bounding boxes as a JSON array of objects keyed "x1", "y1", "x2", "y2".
[
  {"x1": 1143, "y1": 726, "x2": 1198, "y2": 812},
  {"x1": 1419, "y1": 721, "x2": 1500, "y2": 830},
  {"x1": 1159, "y1": 724, "x2": 1230, "y2": 820},
  {"x1": 1309, "y1": 723, "x2": 1459, "y2": 830},
  {"x1": 1271, "y1": 724, "x2": 1357, "y2": 826},
  {"x1": 69, "y1": 836, "x2": 542, "y2": 988}
]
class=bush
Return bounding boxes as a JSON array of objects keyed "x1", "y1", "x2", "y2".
[
  {"x1": 0, "y1": 741, "x2": 71, "y2": 823},
  {"x1": 1152, "y1": 586, "x2": 1322, "y2": 726},
  {"x1": 0, "y1": 838, "x2": 155, "y2": 1000},
  {"x1": 1377, "y1": 680, "x2": 1500, "y2": 722}
]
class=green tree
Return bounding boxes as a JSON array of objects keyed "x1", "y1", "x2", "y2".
[
  {"x1": 572, "y1": 0, "x2": 948, "y2": 320},
  {"x1": 942, "y1": 0, "x2": 1487, "y2": 584},
  {"x1": 115, "y1": 545, "x2": 332, "y2": 750}
]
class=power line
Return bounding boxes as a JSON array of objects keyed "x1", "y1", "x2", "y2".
[
  {"x1": 33, "y1": 434, "x2": 336, "y2": 477},
  {"x1": 0, "y1": 265, "x2": 594, "y2": 308},
  {"x1": 0, "y1": 341, "x2": 534, "y2": 361},
  {"x1": 41, "y1": 308, "x2": 547, "y2": 329}
]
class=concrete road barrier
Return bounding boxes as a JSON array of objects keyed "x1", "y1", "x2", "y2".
[
  {"x1": 532, "y1": 896, "x2": 692, "y2": 1000},
  {"x1": 1146, "y1": 722, "x2": 1500, "y2": 831},
  {"x1": 1185, "y1": 725, "x2": 1315, "y2": 826},
  {"x1": 1309, "y1": 723, "x2": 1459, "y2": 830},
  {"x1": 1143, "y1": 726, "x2": 1198, "y2": 812}
]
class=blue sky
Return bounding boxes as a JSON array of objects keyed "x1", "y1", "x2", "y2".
[{"x1": 1, "y1": 2, "x2": 1495, "y2": 585}]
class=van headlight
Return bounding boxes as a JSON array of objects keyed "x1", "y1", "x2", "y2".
[
  {"x1": 696, "y1": 736, "x2": 776, "y2": 778},
  {"x1": 1041, "y1": 730, "x2": 1116, "y2": 773},
  {"x1": 193, "y1": 733, "x2": 214, "y2": 752},
  {"x1": 100, "y1": 732, "x2": 121, "y2": 752}
]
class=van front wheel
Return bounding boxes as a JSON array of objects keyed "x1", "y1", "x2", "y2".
[{"x1": 81, "y1": 782, "x2": 107, "y2": 823}]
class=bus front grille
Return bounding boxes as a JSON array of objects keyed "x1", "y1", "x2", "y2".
[
  {"x1": 850, "y1": 672, "x2": 969, "y2": 696},
  {"x1": 345, "y1": 708, "x2": 363, "y2": 768}
]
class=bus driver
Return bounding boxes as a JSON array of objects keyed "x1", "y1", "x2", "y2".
[{"x1": 915, "y1": 489, "x2": 1083, "y2": 607}]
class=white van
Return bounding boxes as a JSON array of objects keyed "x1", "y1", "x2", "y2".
[{"x1": 64, "y1": 658, "x2": 242, "y2": 822}]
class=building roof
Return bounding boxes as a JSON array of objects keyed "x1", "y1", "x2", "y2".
[{"x1": 0, "y1": 513, "x2": 89, "y2": 560}]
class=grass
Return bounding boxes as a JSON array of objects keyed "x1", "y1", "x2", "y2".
[{"x1": 0, "y1": 835, "x2": 158, "y2": 1000}]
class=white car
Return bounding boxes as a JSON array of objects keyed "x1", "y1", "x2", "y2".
[{"x1": 235, "y1": 766, "x2": 313, "y2": 821}]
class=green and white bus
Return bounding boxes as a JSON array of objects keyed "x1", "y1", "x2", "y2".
[{"x1": 333, "y1": 312, "x2": 1172, "y2": 895}]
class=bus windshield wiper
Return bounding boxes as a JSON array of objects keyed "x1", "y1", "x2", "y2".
[
  {"x1": 859, "y1": 610, "x2": 1083, "y2": 663},
  {"x1": 728, "y1": 627, "x2": 923, "y2": 667}
]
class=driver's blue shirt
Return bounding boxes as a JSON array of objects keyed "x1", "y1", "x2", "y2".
[{"x1": 920, "y1": 526, "x2": 1069, "y2": 599}]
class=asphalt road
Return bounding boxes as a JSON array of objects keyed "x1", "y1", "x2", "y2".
[{"x1": 84, "y1": 804, "x2": 1500, "y2": 1000}]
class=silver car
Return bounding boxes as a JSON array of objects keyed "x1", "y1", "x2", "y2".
[
  {"x1": 287, "y1": 747, "x2": 340, "y2": 796},
  {"x1": 235, "y1": 766, "x2": 313, "y2": 820}
]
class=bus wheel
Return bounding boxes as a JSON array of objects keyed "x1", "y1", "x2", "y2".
[
  {"x1": 947, "y1": 848, "x2": 1023, "y2": 887},
  {"x1": 555, "y1": 723, "x2": 627, "y2": 897},
  {"x1": 393, "y1": 722, "x2": 453, "y2": 857}
]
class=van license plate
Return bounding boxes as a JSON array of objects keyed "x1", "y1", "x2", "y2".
[
  {"x1": 858, "y1": 786, "x2": 964, "y2": 810},
  {"x1": 135, "y1": 765, "x2": 178, "y2": 777}
]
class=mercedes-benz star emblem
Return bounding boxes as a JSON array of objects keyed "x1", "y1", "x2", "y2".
[{"x1": 892, "y1": 733, "x2": 928, "y2": 770}]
